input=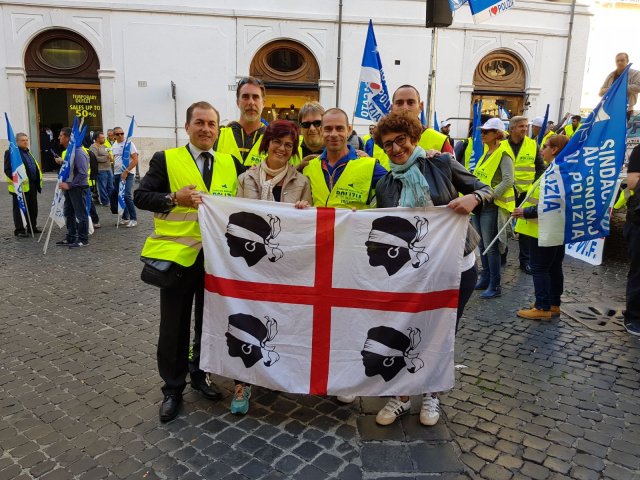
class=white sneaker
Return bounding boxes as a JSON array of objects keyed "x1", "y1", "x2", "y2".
[
  {"x1": 376, "y1": 397, "x2": 411, "y2": 426},
  {"x1": 117, "y1": 219, "x2": 130, "y2": 226},
  {"x1": 336, "y1": 395, "x2": 356, "y2": 404},
  {"x1": 420, "y1": 394, "x2": 440, "y2": 426},
  {"x1": 126, "y1": 220, "x2": 138, "y2": 228}
]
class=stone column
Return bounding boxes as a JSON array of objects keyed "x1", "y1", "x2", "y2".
[
  {"x1": 98, "y1": 69, "x2": 117, "y2": 131},
  {"x1": 6, "y1": 66, "x2": 28, "y2": 131}
]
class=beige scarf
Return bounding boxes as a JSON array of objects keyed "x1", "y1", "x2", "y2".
[{"x1": 259, "y1": 162, "x2": 289, "y2": 201}]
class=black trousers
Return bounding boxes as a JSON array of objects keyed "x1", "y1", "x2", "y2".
[
  {"x1": 624, "y1": 222, "x2": 640, "y2": 324},
  {"x1": 158, "y1": 251, "x2": 206, "y2": 395},
  {"x1": 11, "y1": 190, "x2": 38, "y2": 234},
  {"x1": 516, "y1": 192, "x2": 531, "y2": 266}
]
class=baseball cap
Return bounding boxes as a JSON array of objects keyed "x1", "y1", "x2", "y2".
[
  {"x1": 532, "y1": 116, "x2": 545, "y2": 128},
  {"x1": 480, "y1": 118, "x2": 505, "y2": 131}
]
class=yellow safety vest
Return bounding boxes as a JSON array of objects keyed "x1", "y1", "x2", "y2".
[
  {"x1": 502, "y1": 136, "x2": 537, "y2": 194},
  {"x1": 216, "y1": 127, "x2": 264, "y2": 167},
  {"x1": 564, "y1": 123, "x2": 582, "y2": 138},
  {"x1": 541, "y1": 130, "x2": 554, "y2": 147},
  {"x1": 303, "y1": 156, "x2": 376, "y2": 209},
  {"x1": 472, "y1": 144, "x2": 516, "y2": 211},
  {"x1": 6, "y1": 150, "x2": 43, "y2": 193},
  {"x1": 463, "y1": 138, "x2": 488, "y2": 171},
  {"x1": 362, "y1": 134, "x2": 390, "y2": 170},
  {"x1": 141, "y1": 147, "x2": 238, "y2": 267},
  {"x1": 62, "y1": 147, "x2": 95, "y2": 186},
  {"x1": 418, "y1": 128, "x2": 448, "y2": 152},
  {"x1": 104, "y1": 139, "x2": 112, "y2": 149},
  {"x1": 515, "y1": 182, "x2": 540, "y2": 238},
  {"x1": 614, "y1": 187, "x2": 635, "y2": 209}
]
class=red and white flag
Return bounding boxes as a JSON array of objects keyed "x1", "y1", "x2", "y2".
[{"x1": 199, "y1": 196, "x2": 468, "y2": 396}]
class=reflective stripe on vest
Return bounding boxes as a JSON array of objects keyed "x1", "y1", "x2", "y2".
[
  {"x1": 140, "y1": 147, "x2": 238, "y2": 267},
  {"x1": 614, "y1": 187, "x2": 634, "y2": 209},
  {"x1": 473, "y1": 144, "x2": 515, "y2": 211},
  {"x1": 303, "y1": 157, "x2": 376, "y2": 209},
  {"x1": 418, "y1": 128, "x2": 448, "y2": 152},
  {"x1": 503, "y1": 136, "x2": 537, "y2": 193},
  {"x1": 6, "y1": 150, "x2": 42, "y2": 193},
  {"x1": 216, "y1": 127, "x2": 265, "y2": 167},
  {"x1": 515, "y1": 182, "x2": 540, "y2": 238}
]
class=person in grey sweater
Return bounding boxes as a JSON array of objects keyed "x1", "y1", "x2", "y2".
[
  {"x1": 90, "y1": 132, "x2": 113, "y2": 206},
  {"x1": 599, "y1": 52, "x2": 640, "y2": 120}
]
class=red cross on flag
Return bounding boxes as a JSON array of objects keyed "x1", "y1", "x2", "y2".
[{"x1": 199, "y1": 196, "x2": 468, "y2": 397}]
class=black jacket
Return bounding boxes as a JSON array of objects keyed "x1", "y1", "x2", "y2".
[{"x1": 375, "y1": 153, "x2": 493, "y2": 255}]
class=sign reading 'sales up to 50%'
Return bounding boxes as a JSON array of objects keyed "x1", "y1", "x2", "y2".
[{"x1": 67, "y1": 91, "x2": 101, "y2": 122}]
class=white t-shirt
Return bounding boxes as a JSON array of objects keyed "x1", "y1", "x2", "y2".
[{"x1": 112, "y1": 141, "x2": 138, "y2": 174}]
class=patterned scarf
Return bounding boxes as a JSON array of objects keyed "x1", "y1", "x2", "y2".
[
  {"x1": 389, "y1": 146, "x2": 433, "y2": 208},
  {"x1": 258, "y1": 162, "x2": 289, "y2": 201}
]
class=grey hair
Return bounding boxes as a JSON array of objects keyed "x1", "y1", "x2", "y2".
[
  {"x1": 509, "y1": 116, "x2": 528, "y2": 129},
  {"x1": 298, "y1": 101, "x2": 325, "y2": 122},
  {"x1": 15, "y1": 132, "x2": 28, "y2": 140}
]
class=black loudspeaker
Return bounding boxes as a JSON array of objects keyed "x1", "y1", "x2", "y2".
[{"x1": 426, "y1": 0, "x2": 453, "y2": 28}]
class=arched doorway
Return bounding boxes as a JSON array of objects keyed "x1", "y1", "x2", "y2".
[
  {"x1": 24, "y1": 29, "x2": 101, "y2": 171},
  {"x1": 250, "y1": 40, "x2": 320, "y2": 122},
  {"x1": 472, "y1": 50, "x2": 526, "y2": 122}
]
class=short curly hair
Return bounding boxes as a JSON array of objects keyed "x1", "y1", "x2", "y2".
[{"x1": 373, "y1": 111, "x2": 423, "y2": 148}]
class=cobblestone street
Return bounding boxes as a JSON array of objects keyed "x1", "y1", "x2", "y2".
[{"x1": 1, "y1": 177, "x2": 638, "y2": 480}]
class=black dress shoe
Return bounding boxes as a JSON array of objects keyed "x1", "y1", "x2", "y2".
[
  {"x1": 520, "y1": 263, "x2": 532, "y2": 275},
  {"x1": 32, "y1": 227, "x2": 42, "y2": 234},
  {"x1": 159, "y1": 394, "x2": 182, "y2": 423},
  {"x1": 191, "y1": 377, "x2": 222, "y2": 400},
  {"x1": 14, "y1": 231, "x2": 28, "y2": 238}
]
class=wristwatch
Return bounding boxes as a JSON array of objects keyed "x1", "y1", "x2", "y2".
[
  {"x1": 473, "y1": 192, "x2": 483, "y2": 205},
  {"x1": 165, "y1": 192, "x2": 177, "y2": 207}
]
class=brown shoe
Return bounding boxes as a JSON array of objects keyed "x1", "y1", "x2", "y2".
[
  {"x1": 517, "y1": 307, "x2": 555, "y2": 320},
  {"x1": 530, "y1": 304, "x2": 560, "y2": 315}
]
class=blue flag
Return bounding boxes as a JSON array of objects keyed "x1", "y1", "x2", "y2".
[
  {"x1": 49, "y1": 117, "x2": 81, "y2": 228},
  {"x1": 420, "y1": 106, "x2": 427, "y2": 127},
  {"x1": 469, "y1": 0, "x2": 515, "y2": 23},
  {"x1": 434, "y1": 112, "x2": 440, "y2": 132},
  {"x1": 469, "y1": 101, "x2": 484, "y2": 172},
  {"x1": 537, "y1": 104, "x2": 550, "y2": 147},
  {"x1": 5, "y1": 113, "x2": 28, "y2": 228},
  {"x1": 448, "y1": 0, "x2": 469, "y2": 11},
  {"x1": 538, "y1": 65, "x2": 630, "y2": 246},
  {"x1": 118, "y1": 116, "x2": 135, "y2": 216},
  {"x1": 354, "y1": 20, "x2": 391, "y2": 123}
]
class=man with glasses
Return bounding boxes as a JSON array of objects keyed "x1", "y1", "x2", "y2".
[
  {"x1": 295, "y1": 101, "x2": 326, "y2": 170},
  {"x1": 391, "y1": 85, "x2": 454, "y2": 155},
  {"x1": 215, "y1": 76, "x2": 267, "y2": 167},
  {"x1": 111, "y1": 127, "x2": 139, "y2": 227}
]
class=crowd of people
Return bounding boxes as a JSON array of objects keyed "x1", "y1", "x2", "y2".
[{"x1": 5, "y1": 52, "x2": 639, "y2": 429}]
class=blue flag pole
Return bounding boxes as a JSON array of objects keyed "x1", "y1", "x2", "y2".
[
  {"x1": 537, "y1": 104, "x2": 550, "y2": 147},
  {"x1": 434, "y1": 112, "x2": 440, "y2": 132},
  {"x1": 5, "y1": 113, "x2": 30, "y2": 232},
  {"x1": 118, "y1": 116, "x2": 136, "y2": 219},
  {"x1": 469, "y1": 100, "x2": 483, "y2": 172}
]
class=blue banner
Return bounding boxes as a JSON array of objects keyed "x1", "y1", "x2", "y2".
[
  {"x1": 5, "y1": 113, "x2": 28, "y2": 227},
  {"x1": 469, "y1": 0, "x2": 515, "y2": 23},
  {"x1": 434, "y1": 112, "x2": 440, "y2": 132},
  {"x1": 538, "y1": 65, "x2": 630, "y2": 246},
  {"x1": 469, "y1": 101, "x2": 483, "y2": 172},
  {"x1": 448, "y1": 0, "x2": 468, "y2": 11},
  {"x1": 537, "y1": 104, "x2": 550, "y2": 147},
  {"x1": 118, "y1": 116, "x2": 135, "y2": 216},
  {"x1": 354, "y1": 20, "x2": 391, "y2": 123}
]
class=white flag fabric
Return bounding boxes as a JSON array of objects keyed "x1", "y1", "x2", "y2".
[{"x1": 199, "y1": 196, "x2": 468, "y2": 396}]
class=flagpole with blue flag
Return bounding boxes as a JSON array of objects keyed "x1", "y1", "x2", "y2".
[
  {"x1": 420, "y1": 106, "x2": 427, "y2": 127},
  {"x1": 537, "y1": 104, "x2": 550, "y2": 147},
  {"x1": 434, "y1": 112, "x2": 440, "y2": 132},
  {"x1": 353, "y1": 20, "x2": 391, "y2": 125},
  {"x1": 469, "y1": 100, "x2": 483, "y2": 172},
  {"x1": 538, "y1": 64, "x2": 631, "y2": 247},
  {"x1": 5, "y1": 113, "x2": 32, "y2": 235},
  {"x1": 117, "y1": 116, "x2": 135, "y2": 226}
]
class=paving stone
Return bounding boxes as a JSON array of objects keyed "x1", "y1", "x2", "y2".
[
  {"x1": 480, "y1": 463, "x2": 513, "y2": 480},
  {"x1": 356, "y1": 415, "x2": 404, "y2": 441},
  {"x1": 410, "y1": 444, "x2": 464, "y2": 473},
  {"x1": 361, "y1": 444, "x2": 412, "y2": 473}
]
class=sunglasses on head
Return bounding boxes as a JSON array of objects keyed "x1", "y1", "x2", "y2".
[
  {"x1": 237, "y1": 77, "x2": 264, "y2": 89},
  {"x1": 300, "y1": 120, "x2": 322, "y2": 129}
]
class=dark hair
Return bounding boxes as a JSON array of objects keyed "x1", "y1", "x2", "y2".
[
  {"x1": 392, "y1": 85, "x2": 421, "y2": 103},
  {"x1": 322, "y1": 108, "x2": 349, "y2": 126},
  {"x1": 373, "y1": 111, "x2": 423, "y2": 147},
  {"x1": 259, "y1": 120, "x2": 299, "y2": 154},
  {"x1": 186, "y1": 101, "x2": 220, "y2": 125},
  {"x1": 60, "y1": 127, "x2": 72, "y2": 138},
  {"x1": 571, "y1": 115, "x2": 581, "y2": 121},
  {"x1": 236, "y1": 76, "x2": 266, "y2": 100},
  {"x1": 616, "y1": 52, "x2": 629, "y2": 62}
]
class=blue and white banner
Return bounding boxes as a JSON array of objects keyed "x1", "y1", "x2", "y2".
[
  {"x1": 469, "y1": 101, "x2": 483, "y2": 172},
  {"x1": 469, "y1": 0, "x2": 515, "y2": 23},
  {"x1": 354, "y1": 20, "x2": 391, "y2": 123},
  {"x1": 434, "y1": 112, "x2": 440, "y2": 132},
  {"x1": 537, "y1": 104, "x2": 550, "y2": 147},
  {"x1": 49, "y1": 117, "x2": 81, "y2": 228},
  {"x1": 118, "y1": 116, "x2": 135, "y2": 217},
  {"x1": 538, "y1": 66, "x2": 630, "y2": 247},
  {"x1": 448, "y1": 0, "x2": 468, "y2": 11},
  {"x1": 5, "y1": 113, "x2": 28, "y2": 229}
]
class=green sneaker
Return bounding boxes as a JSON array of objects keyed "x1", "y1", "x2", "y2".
[{"x1": 230, "y1": 384, "x2": 251, "y2": 415}]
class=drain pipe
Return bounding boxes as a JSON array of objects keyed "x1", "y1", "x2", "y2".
[
  {"x1": 558, "y1": 0, "x2": 577, "y2": 123},
  {"x1": 335, "y1": 0, "x2": 343, "y2": 106}
]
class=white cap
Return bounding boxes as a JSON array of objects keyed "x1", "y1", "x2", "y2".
[
  {"x1": 442, "y1": 121, "x2": 452, "y2": 127},
  {"x1": 532, "y1": 116, "x2": 545, "y2": 128},
  {"x1": 480, "y1": 118, "x2": 505, "y2": 131}
]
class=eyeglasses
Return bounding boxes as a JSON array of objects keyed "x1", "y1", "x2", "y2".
[
  {"x1": 382, "y1": 134, "x2": 408, "y2": 152},
  {"x1": 271, "y1": 138, "x2": 294, "y2": 150},
  {"x1": 300, "y1": 120, "x2": 322, "y2": 129},
  {"x1": 480, "y1": 129, "x2": 497, "y2": 135},
  {"x1": 114, "y1": 132, "x2": 125, "y2": 136}
]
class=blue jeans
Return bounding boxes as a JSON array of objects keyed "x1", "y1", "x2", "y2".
[
  {"x1": 529, "y1": 241, "x2": 564, "y2": 310},
  {"x1": 472, "y1": 204, "x2": 501, "y2": 290},
  {"x1": 64, "y1": 187, "x2": 89, "y2": 244},
  {"x1": 113, "y1": 173, "x2": 136, "y2": 221},
  {"x1": 97, "y1": 169, "x2": 114, "y2": 205}
]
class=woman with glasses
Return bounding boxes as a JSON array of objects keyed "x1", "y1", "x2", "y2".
[
  {"x1": 512, "y1": 134, "x2": 569, "y2": 320},
  {"x1": 224, "y1": 119, "x2": 311, "y2": 415},
  {"x1": 372, "y1": 111, "x2": 492, "y2": 427},
  {"x1": 470, "y1": 118, "x2": 515, "y2": 299}
]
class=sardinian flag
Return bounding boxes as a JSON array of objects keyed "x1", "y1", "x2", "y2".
[{"x1": 199, "y1": 196, "x2": 468, "y2": 396}]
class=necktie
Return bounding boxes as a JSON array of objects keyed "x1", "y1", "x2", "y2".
[{"x1": 202, "y1": 152, "x2": 213, "y2": 190}]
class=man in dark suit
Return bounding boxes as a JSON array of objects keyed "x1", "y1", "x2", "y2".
[
  {"x1": 4, "y1": 132, "x2": 42, "y2": 237},
  {"x1": 134, "y1": 101, "x2": 245, "y2": 422}
]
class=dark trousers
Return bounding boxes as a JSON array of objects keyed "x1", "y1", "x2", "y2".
[
  {"x1": 11, "y1": 189, "x2": 38, "y2": 234},
  {"x1": 456, "y1": 264, "x2": 478, "y2": 332},
  {"x1": 516, "y1": 192, "x2": 531, "y2": 266},
  {"x1": 529, "y1": 241, "x2": 564, "y2": 310},
  {"x1": 64, "y1": 187, "x2": 89, "y2": 244},
  {"x1": 158, "y1": 251, "x2": 206, "y2": 396},
  {"x1": 624, "y1": 222, "x2": 640, "y2": 324}
]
